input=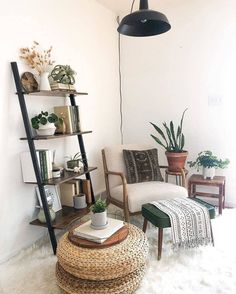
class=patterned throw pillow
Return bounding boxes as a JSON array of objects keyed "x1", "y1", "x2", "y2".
[{"x1": 123, "y1": 149, "x2": 163, "y2": 184}]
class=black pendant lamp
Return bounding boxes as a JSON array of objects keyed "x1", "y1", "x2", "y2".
[{"x1": 117, "y1": 0, "x2": 171, "y2": 37}]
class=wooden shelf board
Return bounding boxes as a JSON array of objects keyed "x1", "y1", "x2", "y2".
[
  {"x1": 30, "y1": 205, "x2": 91, "y2": 229},
  {"x1": 20, "y1": 130, "x2": 92, "y2": 140},
  {"x1": 24, "y1": 167, "x2": 97, "y2": 185},
  {"x1": 17, "y1": 90, "x2": 88, "y2": 97}
]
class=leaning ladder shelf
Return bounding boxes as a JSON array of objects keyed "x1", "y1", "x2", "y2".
[{"x1": 11, "y1": 61, "x2": 96, "y2": 254}]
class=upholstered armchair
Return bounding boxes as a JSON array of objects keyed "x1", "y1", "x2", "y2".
[{"x1": 102, "y1": 144, "x2": 188, "y2": 222}]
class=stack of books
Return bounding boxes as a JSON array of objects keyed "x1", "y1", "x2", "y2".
[
  {"x1": 54, "y1": 105, "x2": 81, "y2": 134},
  {"x1": 60, "y1": 179, "x2": 92, "y2": 207},
  {"x1": 20, "y1": 149, "x2": 53, "y2": 182},
  {"x1": 73, "y1": 218, "x2": 125, "y2": 244}
]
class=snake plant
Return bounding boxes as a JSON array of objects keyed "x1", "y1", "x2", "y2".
[{"x1": 150, "y1": 109, "x2": 188, "y2": 152}]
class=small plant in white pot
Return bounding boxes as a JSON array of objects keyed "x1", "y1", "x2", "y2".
[
  {"x1": 188, "y1": 150, "x2": 230, "y2": 179},
  {"x1": 90, "y1": 198, "x2": 108, "y2": 230},
  {"x1": 31, "y1": 111, "x2": 61, "y2": 136}
]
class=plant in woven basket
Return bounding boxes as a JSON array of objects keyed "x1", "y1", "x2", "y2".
[
  {"x1": 90, "y1": 198, "x2": 108, "y2": 229},
  {"x1": 49, "y1": 65, "x2": 76, "y2": 85},
  {"x1": 65, "y1": 152, "x2": 83, "y2": 170}
]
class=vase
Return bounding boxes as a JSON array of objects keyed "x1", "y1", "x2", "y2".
[
  {"x1": 37, "y1": 207, "x2": 56, "y2": 223},
  {"x1": 36, "y1": 122, "x2": 56, "y2": 136},
  {"x1": 55, "y1": 120, "x2": 66, "y2": 134},
  {"x1": 91, "y1": 210, "x2": 108, "y2": 229},
  {"x1": 40, "y1": 72, "x2": 51, "y2": 91},
  {"x1": 203, "y1": 167, "x2": 215, "y2": 180},
  {"x1": 73, "y1": 194, "x2": 87, "y2": 209}
]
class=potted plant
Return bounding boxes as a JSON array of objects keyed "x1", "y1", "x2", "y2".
[
  {"x1": 65, "y1": 152, "x2": 83, "y2": 169},
  {"x1": 150, "y1": 109, "x2": 188, "y2": 172},
  {"x1": 90, "y1": 198, "x2": 108, "y2": 229},
  {"x1": 49, "y1": 65, "x2": 76, "y2": 91},
  {"x1": 31, "y1": 111, "x2": 61, "y2": 136},
  {"x1": 188, "y1": 151, "x2": 230, "y2": 179}
]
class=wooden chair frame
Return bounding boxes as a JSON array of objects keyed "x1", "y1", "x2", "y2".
[{"x1": 102, "y1": 149, "x2": 186, "y2": 222}]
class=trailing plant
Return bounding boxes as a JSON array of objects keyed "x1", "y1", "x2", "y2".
[
  {"x1": 19, "y1": 41, "x2": 54, "y2": 75},
  {"x1": 31, "y1": 111, "x2": 61, "y2": 129},
  {"x1": 150, "y1": 109, "x2": 188, "y2": 152},
  {"x1": 91, "y1": 198, "x2": 107, "y2": 214},
  {"x1": 49, "y1": 65, "x2": 76, "y2": 85},
  {"x1": 188, "y1": 151, "x2": 230, "y2": 170}
]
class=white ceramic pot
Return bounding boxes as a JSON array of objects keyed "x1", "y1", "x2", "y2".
[
  {"x1": 203, "y1": 167, "x2": 215, "y2": 180},
  {"x1": 36, "y1": 123, "x2": 56, "y2": 136},
  {"x1": 40, "y1": 72, "x2": 51, "y2": 91},
  {"x1": 73, "y1": 194, "x2": 87, "y2": 209},
  {"x1": 91, "y1": 210, "x2": 107, "y2": 229}
]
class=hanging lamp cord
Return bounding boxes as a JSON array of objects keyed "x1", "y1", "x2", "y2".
[
  {"x1": 117, "y1": 0, "x2": 136, "y2": 144},
  {"x1": 130, "y1": 0, "x2": 136, "y2": 13},
  {"x1": 117, "y1": 16, "x2": 124, "y2": 144}
]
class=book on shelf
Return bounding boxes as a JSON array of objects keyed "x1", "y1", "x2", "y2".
[
  {"x1": 73, "y1": 218, "x2": 125, "y2": 244},
  {"x1": 79, "y1": 179, "x2": 92, "y2": 204},
  {"x1": 60, "y1": 182, "x2": 76, "y2": 207},
  {"x1": 20, "y1": 150, "x2": 53, "y2": 183},
  {"x1": 54, "y1": 105, "x2": 81, "y2": 134}
]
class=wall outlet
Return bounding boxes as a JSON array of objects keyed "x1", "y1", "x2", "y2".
[{"x1": 208, "y1": 94, "x2": 223, "y2": 106}]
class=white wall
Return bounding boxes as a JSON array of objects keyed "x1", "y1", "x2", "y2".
[
  {"x1": 0, "y1": 0, "x2": 120, "y2": 263},
  {"x1": 120, "y1": 0, "x2": 236, "y2": 206}
]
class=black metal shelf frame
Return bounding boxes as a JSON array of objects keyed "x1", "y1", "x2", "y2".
[{"x1": 11, "y1": 62, "x2": 95, "y2": 254}]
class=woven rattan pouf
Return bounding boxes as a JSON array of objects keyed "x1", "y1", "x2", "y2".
[{"x1": 56, "y1": 224, "x2": 149, "y2": 294}]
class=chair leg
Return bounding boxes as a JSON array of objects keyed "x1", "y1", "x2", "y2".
[
  {"x1": 143, "y1": 218, "x2": 148, "y2": 233},
  {"x1": 124, "y1": 207, "x2": 130, "y2": 223},
  {"x1": 158, "y1": 228, "x2": 163, "y2": 260}
]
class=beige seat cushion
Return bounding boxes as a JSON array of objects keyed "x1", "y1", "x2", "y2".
[{"x1": 110, "y1": 181, "x2": 188, "y2": 213}]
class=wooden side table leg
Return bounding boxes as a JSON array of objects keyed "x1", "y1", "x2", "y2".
[
  {"x1": 165, "y1": 172, "x2": 168, "y2": 183},
  {"x1": 219, "y1": 186, "x2": 223, "y2": 215},
  {"x1": 158, "y1": 228, "x2": 163, "y2": 260},
  {"x1": 223, "y1": 182, "x2": 226, "y2": 209},
  {"x1": 143, "y1": 218, "x2": 148, "y2": 233},
  {"x1": 188, "y1": 181, "x2": 192, "y2": 197}
]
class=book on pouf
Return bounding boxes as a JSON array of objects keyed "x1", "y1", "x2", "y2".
[{"x1": 73, "y1": 218, "x2": 124, "y2": 244}]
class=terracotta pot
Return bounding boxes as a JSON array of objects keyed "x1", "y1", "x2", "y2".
[{"x1": 165, "y1": 151, "x2": 188, "y2": 172}]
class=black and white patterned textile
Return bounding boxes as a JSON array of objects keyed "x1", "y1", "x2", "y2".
[
  {"x1": 123, "y1": 149, "x2": 163, "y2": 184},
  {"x1": 151, "y1": 198, "x2": 213, "y2": 250}
]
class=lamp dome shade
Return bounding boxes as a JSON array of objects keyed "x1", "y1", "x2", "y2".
[{"x1": 117, "y1": 10, "x2": 171, "y2": 37}]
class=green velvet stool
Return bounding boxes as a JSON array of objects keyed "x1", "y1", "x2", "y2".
[{"x1": 142, "y1": 198, "x2": 215, "y2": 260}]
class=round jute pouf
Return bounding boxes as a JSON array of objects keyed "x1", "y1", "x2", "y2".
[
  {"x1": 56, "y1": 224, "x2": 149, "y2": 281},
  {"x1": 56, "y1": 262, "x2": 146, "y2": 294}
]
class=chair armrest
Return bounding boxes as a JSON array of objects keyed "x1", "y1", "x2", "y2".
[
  {"x1": 105, "y1": 171, "x2": 128, "y2": 205},
  {"x1": 105, "y1": 171, "x2": 127, "y2": 184}
]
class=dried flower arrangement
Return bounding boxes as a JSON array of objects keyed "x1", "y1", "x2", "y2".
[{"x1": 19, "y1": 41, "x2": 55, "y2": 75}]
